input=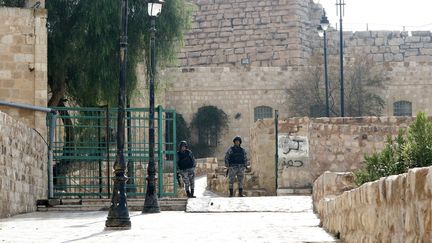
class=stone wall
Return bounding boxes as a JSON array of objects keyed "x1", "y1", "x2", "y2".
[
  {"x1": 0, "y1": 111, "x2": 48, "y2": 218},
  {"x1": 0, "y1": 3, "x2": 48, "y2": 135},
  {"x1": 314, "y1": 167, "x2": 432, "y2": 242},
  {"x1": 311, "y1": 171, "x2": 355, "y2": 213},
  {"x1": 249, "y1": 116, "x2": 415, "y2": 194},
  {"x1": 206, "y1": 170, "x2": 266, "y2": 197},
  {"x1": 164, "y1": 66, "x2": 297, "y2": 160},
  {"x1": 163, "y1": 0, "x2": 432, "y2": 162},
  {"x1": 179, "y1": 0, "x2": 314, "y2": 68},
  {"x1": 195, "y1": 157, "x2": 219, "y2": 176},
  {"x1": 323, "y1": 30, "x2": 432, "y2": 116}
]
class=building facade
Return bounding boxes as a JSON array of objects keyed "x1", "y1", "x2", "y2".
[
  {"x1": 163, "y1": 0, "x2": 432, "y2": 159},
  {"x1": 0, "y1": 0, "x2": 48, "y2": 135}
]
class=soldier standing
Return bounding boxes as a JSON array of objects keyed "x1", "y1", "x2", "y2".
[
  {"x1": 177, "y1": 141, "x2": 196, "y2": 198},
  {"x1": 224, "y1": 136, "x2": 249, "y2": 197}
]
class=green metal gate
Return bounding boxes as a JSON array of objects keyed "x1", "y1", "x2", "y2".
[{"x1": 49, "y1": 106, "x2": 177, "y2": 199}]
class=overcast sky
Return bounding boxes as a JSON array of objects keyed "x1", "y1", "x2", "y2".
[{"x1": 315, "y1": 0, "x2": 432, "y2": 31}]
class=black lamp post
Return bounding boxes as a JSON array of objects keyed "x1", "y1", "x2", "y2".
[
  {"x1": 105, "y1": 0, "x2": 131, "y2": 230},
  {"x1": 143, "y1": 0, "x2": 164, "y2": 214},
  {"x1": 336, "y1": 0, "x2": 345, "y2": 117},
  {"x1": 317, "y1": 9, "x2": 330, "y2": 117}
]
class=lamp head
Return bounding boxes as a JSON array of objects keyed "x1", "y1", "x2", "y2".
[
  {"x1": 148, "y1": 0, "x2": 164, "y2": 17},
  {"x1": 320, "y1": 9, "x2": 330, "y2": 31}
]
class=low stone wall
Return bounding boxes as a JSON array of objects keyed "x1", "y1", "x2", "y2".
[
  {"x1": 311, "y1": 171, "x2": 355, "y2": 213},
  {"x1": 195, "y1": 157, "x2": 219, "y2": 177},
  {"x1": 314, "y1": 167, "x2": 432, "y2": 242},
  {"x1": 250, "y1": 116, "x2": 414, "y2": 195},
  {"x1": 206, "y1": 165, "x2": 267, "y2": 197},
  {"x1": 0, "y1": 112, "x2": 48, "y2": 218}
]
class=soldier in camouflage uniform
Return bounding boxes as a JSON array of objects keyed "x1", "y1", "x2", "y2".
[
  {"x1": 177, "y1": 141, "x2": 196, "y2": 198},
  {"x1": 224, "y1": 136, "x2": 249, "y2": 197}
]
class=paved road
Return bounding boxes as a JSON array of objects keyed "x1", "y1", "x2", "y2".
[{"x1": 0, "y1": 176, "x2": 337, "y2": 243}]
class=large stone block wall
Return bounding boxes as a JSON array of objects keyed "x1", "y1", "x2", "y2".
[
  {"x1": 163, "y1": 0, "x2": 432, "y2": 162},
  {"x1": 0, "y1": 111, "x2": 48, "y2": 218},
  {"x1": 164, "y1": 66, "x2": 297, "y2": 160},
  {"x1": 249, "y1": 116, "x2": 415, "y2": 194},
  {"x1": 323, "y1": 30, "x2": 432, "y2": 116},
  {"x1": 195, "y1": 157, "x2": 219, "y2": 176},
  {"x1": 0, "y1": 5, "x2": 48, "y2": 135},
  {"x1": 314, "y1": 167, "x2": 432, "y2": 242},
  {"x1": 180, "y1": 0, "x2": 317, "y2": 68}
]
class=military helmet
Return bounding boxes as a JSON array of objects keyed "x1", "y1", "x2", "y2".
[
  {"x1": 233, "y1": 136, "x2": 242, "y2": 144},
  {"x1": 179, "y1": 140, "x2": 188, "y2": 148}
]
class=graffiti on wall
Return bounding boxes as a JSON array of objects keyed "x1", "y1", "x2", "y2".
[{"x1": 278, "y1": 135, "x2": 308, "y2": 168}]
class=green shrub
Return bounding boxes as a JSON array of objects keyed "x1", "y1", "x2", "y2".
[
  {"x1": 354, "y1": 131, "x2": 408, "y2": 185},
  {"x1": 402, "y1": 112, "x2": 432, "y2": 168},
  {"x1": 354, "y1": 112, "x2": 432, "y2": 186},
  {"x1": 190, "y1": 105, "x2": 228, "y2": 158},
  {"x1": 175, "y1": 113, "x2": 190, "y2": 144}
]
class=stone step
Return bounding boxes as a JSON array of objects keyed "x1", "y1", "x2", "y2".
[
  {"x1": 37, "y1": 198, "x2": 188, "y2": 212},
  {"x1": 186, "y1": 196, "x2": 313, "y2": 213},
  {"x1": 245, "y1": 189, "x2": 268, "y2": 197},
  {"x1": 277, "y1": 187, "x2": 312, "y2": 195}
]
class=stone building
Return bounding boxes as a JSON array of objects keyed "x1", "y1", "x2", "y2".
[
  {"x1": 163, "y1": 0, "x2": 432, "y2": 159},
  {"x1": 1, "y1": 0, "x2": 431, "y2": 161},
  {"x1": 0, "y1": 0, "x2": 47, "y2": 135}
]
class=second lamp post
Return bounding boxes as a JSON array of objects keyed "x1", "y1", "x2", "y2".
[
  {"x1": 143, "y1": 0, "x2": 164, "y2": 214},
  {"x1": 317, "y1": 9, "x2": 330, "y2": 117}
]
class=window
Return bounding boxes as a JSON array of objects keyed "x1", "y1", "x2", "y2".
[
  {"x1": 198, "y1": 127, "x2": 218, "y2": 147},
  {"x1": 393, "y1": 101, "x2": 412, "y2": 116},
  {"x1": 254, "y1": 106, "x2": 273, "y2": 122}
]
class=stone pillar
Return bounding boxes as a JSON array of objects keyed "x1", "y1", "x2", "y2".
[
  {"x1": 0, "y1": 4, "x2": 48, "y2": 136},
  {"x1": 33, "y1": 8, "x2": 48, "y2": 132}
]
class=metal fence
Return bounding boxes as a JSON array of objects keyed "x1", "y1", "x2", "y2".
[{"x1": 49, "y1": 106, "x2": 177, "y2": 199}]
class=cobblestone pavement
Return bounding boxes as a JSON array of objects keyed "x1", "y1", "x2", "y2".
[{"x1": 0, "y1": 177, "x2": 337, "y2": 243}]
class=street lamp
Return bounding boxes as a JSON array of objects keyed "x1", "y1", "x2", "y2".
[
  {"x1": 143, "y1": 0, "x2": 164, "y2": 214},
  {"x1": 105, "y1": 0, "x2": 131, "y2": 230},
  {"x1": 317, "y1": 9, "x2": 330, "y2": 117},
  {"x1": 336, "y1": 0, "x2": 345, "y2": 117}
]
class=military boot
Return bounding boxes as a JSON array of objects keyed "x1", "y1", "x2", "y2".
[
  {"x1": 186, "y1": 190, "x2": 191, "y2": 198},
  {"x1": 190, "y1": 189, "x2": 196, "y2": 198},
  {"x1": 238, "y1": 188, "x2": 245, "y2": 197},
  {"x1": 229, "y1": 189, "x2": 234, "y2": 197}
]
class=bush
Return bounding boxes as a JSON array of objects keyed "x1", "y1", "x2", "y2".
[
  {"x1": 354, "y1": 112, "x2": 432, "y2": 186},
  {"x1": 190, "y1": 105, "x2": 228, "y2": 158},
  {"x1": 175, "y1": 113, "x2": 190, "y2": 144},
  {"x1": 354, "y1": 131, "x2": 408, "y2": 185},
  {"x1": 402, "y1": 112, "x2": 432, "y2": 168}
]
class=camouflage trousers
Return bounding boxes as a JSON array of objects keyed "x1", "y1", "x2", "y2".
[
  {"x1": 179, "y1": 167, "x2": 195, "y2": 191},
  {"x1": 228, "y1": 165, "x2": 245, "y2": 189}
]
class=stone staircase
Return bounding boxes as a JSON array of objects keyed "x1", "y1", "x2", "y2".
[{"x1": 37, "y1": 198, "x2": 188, "y2": 212}]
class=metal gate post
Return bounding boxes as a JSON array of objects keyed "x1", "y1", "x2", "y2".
[
  {"x1": 48, "y1": 111, "x2": 56, "y2": 198},
  {"x1": 172, "y1": 111, "x2": 177, "y2": 194},
  {"x1": 157, "y1": 106, "x2": 163, "y2": 197}
]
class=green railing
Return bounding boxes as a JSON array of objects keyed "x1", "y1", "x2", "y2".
[{"x1": 49, "y1": 106, "x2": 177, "y2": 199}]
